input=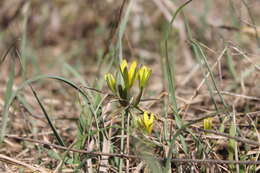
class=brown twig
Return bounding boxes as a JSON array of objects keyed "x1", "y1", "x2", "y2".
[
  {"x1": 194, "y1": 127, "x2": 260, "y2": 147},
  {"x1": 6, "y1": 135, "x2": 260, "y2": 165}
]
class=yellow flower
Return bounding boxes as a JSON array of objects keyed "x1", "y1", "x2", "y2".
[
  {"x1": 137, "y1": 111, "x2": 154, "y2": 134},
  {"x1": 138, "y1": 65, "x2": 152, "y2": 89},
  {"x1": 105, "y1": 73, "x2": 116, "y2": 94},
  {"x1": 119, "y1": 59, "x2": 137, "y2": 89},
  {"x1": 128, "y1": 61, "x2": 137, "y2": 87},
  {"x1": 203, "y1": 117, "x2": 213, "y2": 130},
  {"x1": 120, "y1": 59, "x2": 128, "y2": 73}
]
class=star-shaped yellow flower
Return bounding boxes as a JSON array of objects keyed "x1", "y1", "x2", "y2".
[
  {"x1": 137, "y1": 111, "x2": 154, "y2": 134},
  {"x1": 119, "y1": 59, "x2": 138, "y2": 89}
]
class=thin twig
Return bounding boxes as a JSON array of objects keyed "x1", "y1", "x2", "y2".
[
  {"x1": 215, "y1": 91, "x2": 260, "y2": 101},
  {"x1": 229, "y1": 45, "x2": 260, "y2": 71},
  {"x1": 194, "y1": 128, "x2": 260, "y2": 146},
  {"x1": 6, "y1": 135, "x2": 260, "y2": 165},
  {"x1": 240, "y1": 0, "x2": 260, "y2": 47}
]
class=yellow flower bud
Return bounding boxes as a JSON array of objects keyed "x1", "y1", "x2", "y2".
[
  {"x1": 137, "y1": 111, "x2": 154, "y2": 134},
  {"x1": 203, "y1": 117, "x2": 213, "y2": 130},
  {"x1": 128, "y1": 61, "x2": 137, "y2": 88},
  {"x1": 119, "y1": 59, "x2": 138, "y2": 89},
  {"x1": 105, "y1": 73, "x2": 116, "y2": 94},
  {"x1": 138, "y1": 65, "x2": 152, "y2": 89},
  {"x1": 120, "y1": 59, "x2": 128, "y2": 73}
]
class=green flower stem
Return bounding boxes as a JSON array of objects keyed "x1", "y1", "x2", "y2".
[
  {"x1": 133, "y1": 88, "x2": 143, "y2": 106},
  {"x1": 119, "y1": 108, "x2": 128, "y2": 173},
  {"x1": 126, "y1": 110, "x2": 131, "y2": 172}
]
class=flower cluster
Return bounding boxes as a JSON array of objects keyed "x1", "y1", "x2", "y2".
[
  {"x1": 105, "y1": 59, "x2": 152, "y2": 105},
  {"x1": 105, "y1": 59, "x2": 154, "y2": 134}
]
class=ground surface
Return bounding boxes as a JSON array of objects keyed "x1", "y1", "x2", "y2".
[{"x1": 0, "y1": 0, "x2": 260, "y2": 172}]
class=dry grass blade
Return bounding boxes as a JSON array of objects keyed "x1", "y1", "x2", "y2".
[
  {"x1": 99, "y1": 136, "x2": 110, "y2": 172},
  {"x1": 0, "y1": 154, "x2": 50, "y2": 173}
]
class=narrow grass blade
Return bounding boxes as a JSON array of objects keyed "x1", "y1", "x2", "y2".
[
  {"x1": 164, "y1": 0, "x2": 192, "y2": 125},
  {"x1": 20, "y1": 1, "x2": 30, "y2": 78},
  {"x1": 226, "y1": 49, "x2": 238, "y2": 82},
  {"x1": 29, "y1": 84, "x2": 65, "y2": 146},
  {"x1": 163, "y1": 1, "x2": 192, "y2": 171},
  {"x1": 0, "y1": 75, "x2": 96, "y2": 144},
  {"x1": 190, "y1": 39, "x2": 229, "y2": 111},
  {"x1": 63, "y1": 62, "x2": 96, "y2": 106},
  {"x1": 0, "y1": 61, "x2": 15, "y2": 143},
  {"x1": 117, "y1": 0, "x2": 133, "y2": 62}
]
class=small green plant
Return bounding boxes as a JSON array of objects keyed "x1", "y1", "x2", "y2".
[
  {"x1": 105, "y1": 58, "x2": 152, "y2": 108},
  {"x1": 105, "y1": 58, "x2": 156, "y2": 172}
]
